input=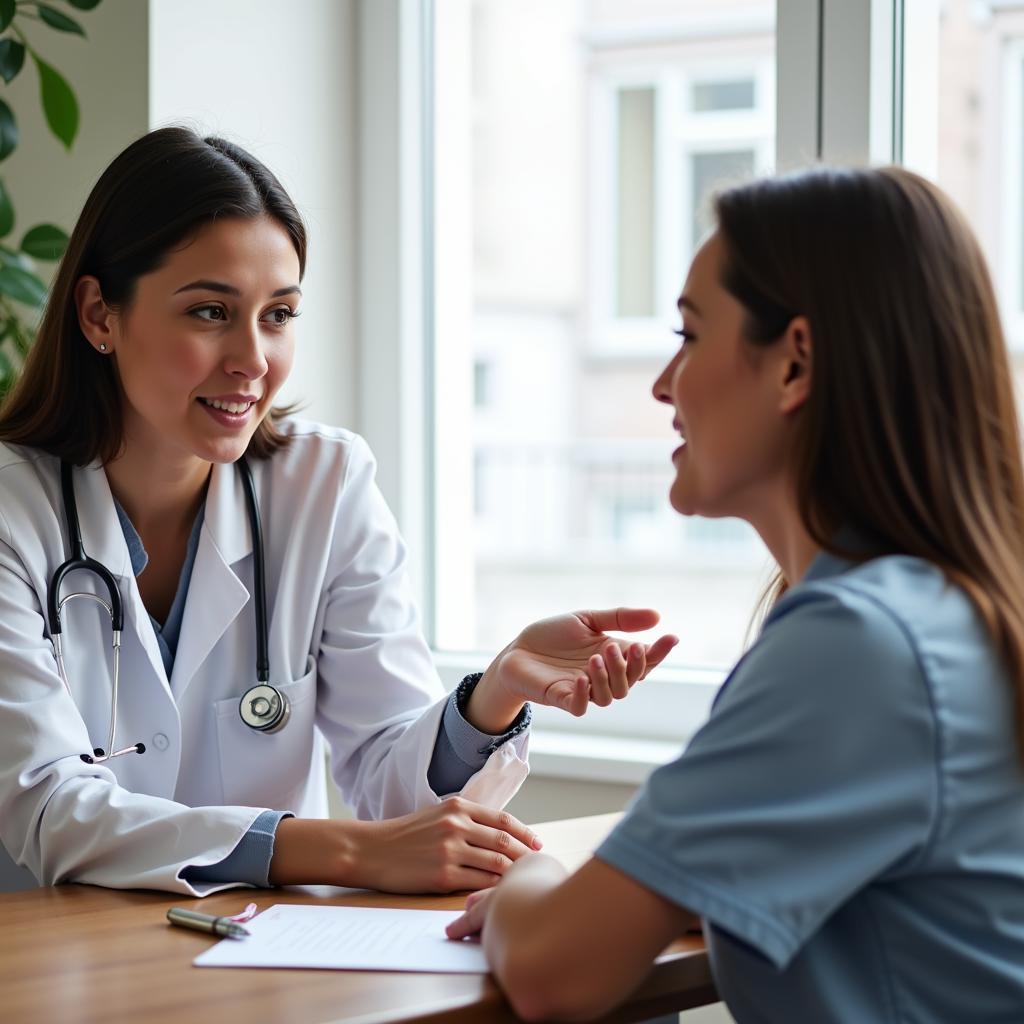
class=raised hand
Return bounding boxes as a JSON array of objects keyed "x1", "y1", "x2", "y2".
[{"x1": 465, "y1": 608, "x2": 678, "y2": 731}]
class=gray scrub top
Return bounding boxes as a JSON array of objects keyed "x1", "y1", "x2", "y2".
[{"x1": 598, "y1": 549, "x2": 1024, "y2": 1023}]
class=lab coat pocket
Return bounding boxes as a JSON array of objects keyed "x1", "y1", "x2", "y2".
[{"x1": 214, "y1": 655, "x2": 318, "y2": 809}]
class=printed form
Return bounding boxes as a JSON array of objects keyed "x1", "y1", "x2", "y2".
[{"x1": 193, "y1": 904, "x2": 489, "y2": 973}]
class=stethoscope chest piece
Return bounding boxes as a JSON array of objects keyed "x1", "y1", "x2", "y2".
[{"x1": 239, "y1": 683, "x2": 290, "y2": 733}]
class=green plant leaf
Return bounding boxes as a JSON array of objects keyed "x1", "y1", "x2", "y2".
[
  {"x1": 67, "y1": 0, "x2": 102, "y2": 8},
  {"x1": 36, "y1": 4, "x2": 86, "y2": 36},
  {"x1": 0, "y1": 265, "x2": 47, "y2": 307},
  {"x1": 0, "y1": 0, "x2": 14, "y2": 34},
  {"x1": 0, "y1": 243, "x2": 31, "y2": 269},
  {"x1": 0, "y1": 100, "x2": 17, "y2": 162},
  {"x1": 32, "y1": 56, "x2": 78, "y2": 149},
  {"x1": 20, "y1": 223, "x2": 67, "y2": 260},
  {"x1": 0, "y1": 40, "x2": 25, "y2": 84},
  {"x1": 0, "y1": 179, "x2": 15, "y2": 239}
]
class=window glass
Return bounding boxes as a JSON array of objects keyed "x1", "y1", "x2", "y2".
[
  {"x1": 692, "y1": 78, "x2": 756, "y2": 112},
  {"x1": 433, "y1": 1, "x2": 776, "y2": 669},
  {"x1": 617, "y1": 87, "x2": 657, "y2": 317},
  {"x1": 690, "y1": 149, "x2": 756, "y2": 251},
  {"x1": 902, "y1": 0, "x2": 1024, "y2": 348}
]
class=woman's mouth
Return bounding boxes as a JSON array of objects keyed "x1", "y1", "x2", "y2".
[{"x1": 197, "y1": 396, "x2": 257, "y2": 427}]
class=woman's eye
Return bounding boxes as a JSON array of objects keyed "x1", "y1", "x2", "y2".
[
  {"x1": 262, "y1": 307, "x2": 299, "y2": 327},
  {"x1": 673, "y1": 327, "x2": 696, "y2": 345},
  {"x1": 191, "y1": 305, "x2": 227, "y2": 322}
]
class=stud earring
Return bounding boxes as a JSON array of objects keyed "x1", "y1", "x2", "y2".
[{"x1": 98, "y1": 343, "x2": 107, "y2": 352}]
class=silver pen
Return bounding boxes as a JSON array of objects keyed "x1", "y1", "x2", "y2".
[{"x1": 167, "y1": 907, "x2": 251, "y2": 940}]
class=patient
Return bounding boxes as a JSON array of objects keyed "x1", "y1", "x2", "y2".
[{"x1": 447, "y1": 166, "x2": 1024, "y2": 1022}]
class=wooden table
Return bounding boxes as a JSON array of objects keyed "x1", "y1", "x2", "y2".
[{"x1": 0, "y1": 813, "x2": 714, "y2": 1023}]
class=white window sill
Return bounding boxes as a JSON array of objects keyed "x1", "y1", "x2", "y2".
[{"x1": 527, "y1": 728, "x2": 687, "y2": 786}]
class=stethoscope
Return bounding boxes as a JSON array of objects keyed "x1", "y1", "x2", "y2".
[{"x1": 47, "y1": 457, "x2": 291, "y2": 765}]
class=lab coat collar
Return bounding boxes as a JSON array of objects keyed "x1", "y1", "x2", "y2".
[
  {"x1": 203, "y1": 459, "x2": 255, "y2": 566},
  {"x1": 70, "y1": 460, "x2": 173, "y2": 702},
  {"x1": 71, "y1": 457, "x2": 256, "y2": 577},
  {"x1": 72, "y1": 460, "x2": 134, "y2": 581},
  {"x1": 167, "y1": 459, "x2": 254, "y2": 701}
]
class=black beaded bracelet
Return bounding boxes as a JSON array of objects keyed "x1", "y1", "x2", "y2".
[{"x1": 455, "y1": 672, "x2": 533, "y2": 756}]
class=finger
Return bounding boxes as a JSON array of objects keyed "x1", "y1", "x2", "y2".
[
  {"x1": 576, "y1": 607, "x2": 660, "y2": 635},
  {"x1": 446, "y1": 900, "x2": 488, "y2": 939},
  {"x1": 564, "y1": 675, "x2": 589, "y2": 717},
  {"x1": 624, "y1": 642, "x2": 646, "y2": 688},
  {"x1": 464, "y1": 888, "x2": 489, "y2": 911},
  {"x1": 438, "y1": 867, "x2": 502, "y2": 895},
  {"x1": 588, "y1": 651, "x2": 613, "y2": 707},
  {"x1": 461, "y1": 803, "x2": 543, "y2": 852},
  {"x1": 461, "y1": 844, "x2": 516, "y2": 877},
  {"x1": 640, "y1": 635, "x2": 679, "y2": 676},
  {"x1": 603, "y1": 643, "x2": 630, "y2": 699},
  {"x1": 466, "y1": 822, "x2": 534, "y2": 864},
  {"x1": 552, "y1": 676, "x2": 588, "y2": 717}
]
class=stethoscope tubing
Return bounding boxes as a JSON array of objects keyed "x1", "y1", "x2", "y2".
[{"x1": 236, "y1": 456, "x2": 270, "y2": 686}]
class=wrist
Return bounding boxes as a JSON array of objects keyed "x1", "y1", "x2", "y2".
[
  {"x1": 464, "y1": 657, "x2": 526, "y2": 735},
  {"x1": 268, "y1": 817, "x2": 362, "y2": 887}
]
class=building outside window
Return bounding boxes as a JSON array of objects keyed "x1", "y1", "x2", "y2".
[{"x1": 433, "y1": 0, "x2": 776, "y2": 672}]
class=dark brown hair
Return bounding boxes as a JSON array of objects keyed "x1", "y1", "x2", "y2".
[
  {"x1": 0, "y1": 126, "x2": 307, "y2": 464},
  {"x1": 716, "y1": 166, "x2": 1024, "y2": 747}
]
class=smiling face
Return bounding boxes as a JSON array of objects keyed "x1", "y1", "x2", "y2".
[
  {"x1": 652, "y1": 232, "x2": 805, "y2": 522},
  {"x1": 79, "y1": 214, "x2": 301, "y2": 468}
]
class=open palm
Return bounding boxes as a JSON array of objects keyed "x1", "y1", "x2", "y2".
[{"x1": 493, "y1": 608, "x2": 678, "y2": 717}]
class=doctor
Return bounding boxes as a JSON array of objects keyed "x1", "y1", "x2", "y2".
[{"x1": 0, "y1": 127, "x2": 676, "y2": 896}]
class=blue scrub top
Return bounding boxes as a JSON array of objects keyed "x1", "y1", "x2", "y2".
[{"x1": 597, "y1": 549, "x2": 1024, "y2": 1023}]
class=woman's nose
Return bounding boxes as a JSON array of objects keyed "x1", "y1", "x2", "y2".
[
  {"x1": 652, "y1": 354, "x2": 678, "y2": 405},
  {"x1": 225, "y1": 321, "x2": 268, "y2": 379}
]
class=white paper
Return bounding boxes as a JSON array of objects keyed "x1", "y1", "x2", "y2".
[{"x1": 192, "y1": 904, "x2": 488, "y2": 974}]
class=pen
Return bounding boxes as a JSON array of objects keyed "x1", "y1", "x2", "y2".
[{"x1": 167, "y1": 907, "x2": 251, "y2": 940}]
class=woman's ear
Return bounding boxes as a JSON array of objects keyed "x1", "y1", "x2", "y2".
[
  {"x1": 74, "y1": 276, "x2": 118, "y2": 354},
  {"x1": 778, "y1": 314, "x2": 812, "y2": 415}
]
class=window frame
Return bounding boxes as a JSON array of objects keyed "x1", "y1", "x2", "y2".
[
  {"x1": 999, "y1": 35, "x2": 1024, "y2": 348},
  {"x1": 587, "y1": 56, "x2": 775, "y2": 361}
]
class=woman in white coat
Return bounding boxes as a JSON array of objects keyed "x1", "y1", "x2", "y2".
[{"x1": 0, "y1": 128, "x2": 676, "y2": 896}]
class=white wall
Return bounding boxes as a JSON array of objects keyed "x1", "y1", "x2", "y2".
[{"x1": 149, "y1": 0, "x2": 357, "y2": 430}]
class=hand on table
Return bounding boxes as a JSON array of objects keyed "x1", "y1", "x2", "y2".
[{"x1": 345, "y1": 798, "x2": 543, "y2": 894}]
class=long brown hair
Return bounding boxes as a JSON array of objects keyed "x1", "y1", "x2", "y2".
[
  {"x1": 0, "y1": 126, "x2": 307, "y2": 464},
  {"x1": 716, "y1": 166, "x2": 1024, "y2": 748}
]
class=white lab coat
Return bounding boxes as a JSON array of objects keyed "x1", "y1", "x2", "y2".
[{"x1": 0, "y1": 421, "x2": 528, "y2": 895}]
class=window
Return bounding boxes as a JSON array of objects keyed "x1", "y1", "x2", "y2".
[
  {"x1": 900, "y1": 0, "x2": 1024, "y2": 418},
  {"x1": 431, "y1": 1, "x2": 777, "y2": 675},
  {"x1": 590, "y1": 53, "x2": 775, "y2": 359},
  {"x1": 357, "y1": 0, "x2": 909, "y2": 752}
]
